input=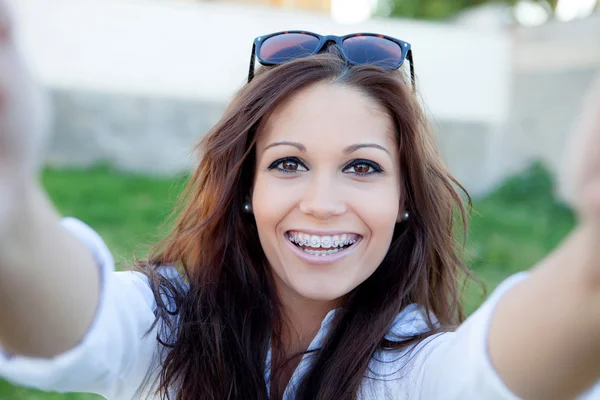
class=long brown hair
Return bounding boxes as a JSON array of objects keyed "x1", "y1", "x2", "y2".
[{"x1": 138, "y1": 48, "x2": 472, "y2": 399}]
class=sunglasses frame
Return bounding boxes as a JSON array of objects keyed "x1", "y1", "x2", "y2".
[{"x1": 247, "y1": 30, "x2": 415, "y2": 91}]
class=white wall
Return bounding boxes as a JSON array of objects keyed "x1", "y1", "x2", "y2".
[
  {"x1": 7, "y1": 0, "x2": 511, "y2": 124},
  {"x1": 504, "y1": 14, "x2": 600, "y2": 196}
]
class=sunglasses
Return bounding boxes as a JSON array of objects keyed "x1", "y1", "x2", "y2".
[{"x1": 247, "y1": 31, "x2": 415, "y2": 90}]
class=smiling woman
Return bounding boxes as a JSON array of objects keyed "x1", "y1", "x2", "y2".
[
  {"x1": 3, "y1": 11, "x2": 600, "y2": 400},
  {"x1": 137, "y1": 50, "x2": 472, "y2": 399}
]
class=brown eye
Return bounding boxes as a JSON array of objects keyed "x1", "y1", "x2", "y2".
[
  {"x1": 282, "y1": 160, "x2": 299, "y2": 171},
  {"x1": 344, "y1": 159, "x2": 383, "y2": 176},
  {"x1": 269, "y1": 158, "x2": 308, "y2": 173},
  {"x1": 353, "y1": 163, "x2": 371, "y2": 174}
]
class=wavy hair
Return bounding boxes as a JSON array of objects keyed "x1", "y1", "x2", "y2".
[{"x1": 137, "y1": 48, "x2": 473, "y2": 400}]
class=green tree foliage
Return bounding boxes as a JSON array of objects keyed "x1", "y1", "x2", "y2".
[{"x1": 385, "y1": 0, "x2": 560, "y2": 20}]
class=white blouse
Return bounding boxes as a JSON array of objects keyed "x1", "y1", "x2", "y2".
[{"x1": 1, "y1": 218, "x2": 599, "y2": 399}]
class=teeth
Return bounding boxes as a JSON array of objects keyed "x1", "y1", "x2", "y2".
[
  {"x1": 309, "y1": 235, "x2": 319, "y2": 248},
  {"x1": 300, "y1": 247, "x2": 342, "y2": 256},
  {"x1": 297, "y1": 233, "x2": 308, "y2": 246},
  {"x1": 332, "y1": 235, "x2": 340, "y2": 248},
  {"x1": 288, "y1": 232, "x2": 360, "y2": 252}
]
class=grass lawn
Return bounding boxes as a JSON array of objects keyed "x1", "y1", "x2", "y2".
[{"x1": 0, "y1": 163, "x2": 575, "y2": 399}]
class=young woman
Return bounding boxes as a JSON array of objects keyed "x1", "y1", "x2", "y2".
[{"x1": 2, "y1": 4, "x2": 600, "y2": 399}]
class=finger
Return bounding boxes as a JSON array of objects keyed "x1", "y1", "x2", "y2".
[
  {"x1": 559, "y1": 72, "x2": 600, "y2": 208},
  {"x1": 579, "y1": 179, "x2": 600, "y2": 226},
  {"x1": 0, "y1": 0, "x2": 12, "y2": 43}
]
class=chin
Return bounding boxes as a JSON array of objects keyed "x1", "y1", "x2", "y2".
[{"x1": 292, "y1": 279, "x2": 355, "y2": 303}]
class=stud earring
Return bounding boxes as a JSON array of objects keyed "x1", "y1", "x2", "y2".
[
  {"x1": 243, "y1": 202, "x2": 253, "y2": 214},
  {"x1": 402, "y1": 211, "x2": 409, "y2": 221}
]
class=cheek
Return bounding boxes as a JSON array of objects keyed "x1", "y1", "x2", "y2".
[
  {"x1": 368, "y1": 213, "x2": 398, "y2": 257},
  {"x1": 252, "y1": 177, "x2": 274, "y2": 234},
  {"x1": 354, "y1": 185, "x2": 401, "y2": 269},
  {"x1": 251, "y1": 175, "x2": 295, "y2": 246},
  {"x1": 354, "y1": 184, "x2": 400, "y2": 231}
]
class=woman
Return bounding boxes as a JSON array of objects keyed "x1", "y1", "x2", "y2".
[{"x1": 2, "y1": 4, "x2": 600, "y2": 399}]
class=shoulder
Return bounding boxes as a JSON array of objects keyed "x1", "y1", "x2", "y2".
[
  {"x1": 364, "y1": 303, "x2": 443, "y2": 382},
  {"x1": 358, "y1": 304, "x2": 444, "y2": 398},
  {"x1": 367, "y1": 273, "x2": 533, "y2": 400},
  {"x1": 384, "y1": 303, "x2": 436, "y2": 340}
]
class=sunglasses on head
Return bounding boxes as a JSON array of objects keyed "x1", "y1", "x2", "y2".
[{"x1": 247, "y1": 31, "x2": 415, "y2": 90}]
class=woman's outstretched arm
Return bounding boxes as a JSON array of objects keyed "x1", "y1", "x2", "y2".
[
  {"x1": 414, "y1": 74, "x2": 600, "y2": 400},
  {"x1": 487, "y1": 73, "x2": 600, "y2": 400},
  {"x1": 488, "y1": 223, "x2": 600, "y2": 399},
  {"x1": 0, "y1": 183, "x2": 99, "y2": 358},
  {"x1": 0, "y1": 1, "x2": 99, "y2": 358},
  {"x1": 0, "y1": 11, "x2": 162, "y2": 397}
]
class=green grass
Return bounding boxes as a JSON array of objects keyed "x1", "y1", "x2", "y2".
[
  {"x1": 462, "y1": 163, "x2": 575, "y2": 313},
  {"x1": 0, "y1": 162, "x2": 575, "y2": 399}
]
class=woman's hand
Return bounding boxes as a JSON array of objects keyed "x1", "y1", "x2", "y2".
[
  {"x1": 558, "y1": 72, "x2": 600, "y2": 287},
  {"x1": 560, "y1": 72, "x2": 600, "y2": 222},
  {"x1": 0, "y1": 0, "x2": 50, "y2": 237}
]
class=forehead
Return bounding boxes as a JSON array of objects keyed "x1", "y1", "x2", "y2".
[{"x1": 257, "y1": 82, "x2": 395, "y2": 150}]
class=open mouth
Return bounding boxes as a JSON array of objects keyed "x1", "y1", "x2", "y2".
[{"x1": 285, "y1": 231, "x2": 362, "y2": 257}]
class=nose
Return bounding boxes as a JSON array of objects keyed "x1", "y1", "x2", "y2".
[{"x1": 298, "y1": 174, "x2": 346, "y2": 219}]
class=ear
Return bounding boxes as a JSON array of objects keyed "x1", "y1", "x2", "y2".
[
  {"x1": 397, "y1": 204, "x2": 409, "y2": 223},
  {"x1": 396, "y1": 210, "x2": 403, "y2": 223},
  {"x1": 397, "y1": 201, "x2": 407, "y2": 223}
]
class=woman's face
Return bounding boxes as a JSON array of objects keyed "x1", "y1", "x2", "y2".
[{"x1": 253, "y1": 82, "x2": 402, "y2": 306}]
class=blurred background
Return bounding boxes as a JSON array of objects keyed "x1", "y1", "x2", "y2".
[{"x1": 1, "y1": 0, "x2": 599, "y2": 398}]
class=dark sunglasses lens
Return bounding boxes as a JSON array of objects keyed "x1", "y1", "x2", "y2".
[
  {"x1": 342, "y1": 36, "x2": 403, "y2": 68},
  {"x1": 258, "y1": 33, "x2": 321, "y2": 64}
]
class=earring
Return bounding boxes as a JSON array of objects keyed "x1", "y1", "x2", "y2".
[
  {"x1": 402, "y1": 211, "x2": 409, "y2": 221},
  {"x1": 243, "y1": 202, "x2": 253, "y2": 214}
]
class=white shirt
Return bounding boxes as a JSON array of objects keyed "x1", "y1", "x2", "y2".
[{"x1": 1, "y1": 218, "x2": 599, "y2": 399}]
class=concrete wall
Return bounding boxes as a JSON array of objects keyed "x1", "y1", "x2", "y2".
[
  {"x1": 7, "y1": 0, "x2": 515, "y2": 195},
  {"x1": 48, "y1": 90, "x2": 225, "y2": 174}
]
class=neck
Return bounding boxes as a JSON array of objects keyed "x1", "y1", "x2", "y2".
[
  {"x1": 269, "y1": 282, "x2": 341, "y2": 398},
  {"x1": 276, "y1": 288, "x2": 340, "y2": 355}
]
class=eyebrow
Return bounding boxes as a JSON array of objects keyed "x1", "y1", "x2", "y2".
[
  {"x1": 263, "y1": 141, "x2": 391, "y2": 156},
  {"x1": 263, "y1": 141, "x2": 306, "y2": 152},
  {"x1": 344, "y1": 143, "x2": 391, "y2": 156}
]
